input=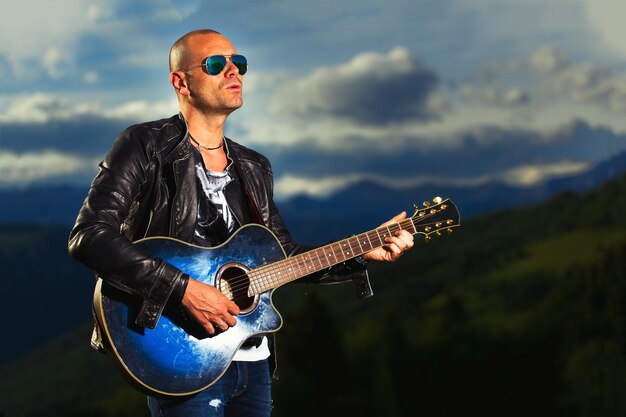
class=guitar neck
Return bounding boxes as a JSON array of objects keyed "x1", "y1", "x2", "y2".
[
  {"x1": 247, "y1": 218, "x2": 418, "y2": 296},
  {"x1": 247, "y1": 198, "x2": 459, "y2": 296}
]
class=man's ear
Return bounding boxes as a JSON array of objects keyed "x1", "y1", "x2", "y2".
[{"x1": 170, "y1": 72, "x2": 190, "y2": 96}]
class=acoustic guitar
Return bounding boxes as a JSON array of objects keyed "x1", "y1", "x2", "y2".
[{"x1": 94, "y1": 197, "x2": 460, "y2": 396}]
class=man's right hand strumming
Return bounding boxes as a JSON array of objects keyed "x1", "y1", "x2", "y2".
[{"x1": 181, "y1": 278, "x2": 240, "y2": 334}]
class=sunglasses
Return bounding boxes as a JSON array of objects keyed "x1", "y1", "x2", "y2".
[{"x1": 178, "y1": 54, "x2": 248, "y2": 76}]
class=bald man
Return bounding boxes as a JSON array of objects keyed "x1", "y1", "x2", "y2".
[{"x1": 69, "y1": 29, "x2": 414, "y2": 417}]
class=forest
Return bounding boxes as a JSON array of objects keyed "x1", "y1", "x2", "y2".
[{"x1": 1, "y1": 173, "x2": 626, "y2": 417}]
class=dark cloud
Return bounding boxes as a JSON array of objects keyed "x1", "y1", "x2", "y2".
[
  {"x1": 270, "y1": 47, "x2": 442, "y2": 125},
  {"x1": 1, "y1": 116, "x2": 132, "y2": 156},
  {"x1": 258, "y1": 119, "x2": 626, "y2": 183}
]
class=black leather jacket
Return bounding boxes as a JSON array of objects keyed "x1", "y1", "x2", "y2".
[{"x1": 68, "y1": 114, "x2": 371, "y2": 331}]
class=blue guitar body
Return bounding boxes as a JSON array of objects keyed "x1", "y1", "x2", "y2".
[{"x1": 94, "y1": 224, "x2": 286, "y2": 397}]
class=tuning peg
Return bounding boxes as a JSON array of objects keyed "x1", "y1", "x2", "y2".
[
  {"x1": 433, "y1": 196, "x2": 442, "y2": 204},
  {"x1": 436, "y1": 231, "x2": 442, "y2": 236},
  {"x1": 422, "y1": 201, "x2": 431, "y2": 208},
  {"x1": 447, "y1": 228, "x2": 454, "y2": 234},
  {"x1": 424, "y1": 235, "x2": 431, "y2": 242}
]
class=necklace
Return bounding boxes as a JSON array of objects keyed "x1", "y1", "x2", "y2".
[{"x1": 189, "y1": 134, "x2": 224, "y2": 151}]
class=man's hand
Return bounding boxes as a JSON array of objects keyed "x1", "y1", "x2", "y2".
[
  {"x1": 362, "y1": 211, "x2": 414, "y2": 263},
  {"x1": 181, "y1": 278, "x2": 240, "y2": 334}
]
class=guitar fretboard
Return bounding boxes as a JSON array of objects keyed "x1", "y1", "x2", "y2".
[{"x1": 247, "y1": 218, "x2": 418, "y2": 296}]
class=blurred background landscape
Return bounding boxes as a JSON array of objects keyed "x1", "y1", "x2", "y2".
[{"x1": 2, "y1": 0, "x2": 626, "y2": 416}]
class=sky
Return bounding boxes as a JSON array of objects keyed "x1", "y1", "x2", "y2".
[{"x1": 2, "y1": 0, "x2": 626, "y2": 200}]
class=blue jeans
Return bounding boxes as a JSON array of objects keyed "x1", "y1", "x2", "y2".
[{"x1": 147, "y1": 359, "x2": 272, "y2": 417}]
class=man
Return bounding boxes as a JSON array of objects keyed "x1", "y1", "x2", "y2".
[{"x1": 68, "y1": 29, "x2": 414, "y2": 417}]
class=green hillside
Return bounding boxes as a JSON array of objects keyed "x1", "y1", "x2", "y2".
[
  {"x1": 0, "y1": 224, "x2": 95, "y2": 364},
  {"x1": 2, "y1": 173, "x2": 626, "y2": 417},
  {"x1": 0, "y1": 324, "x2": 147, "y2": 417}
]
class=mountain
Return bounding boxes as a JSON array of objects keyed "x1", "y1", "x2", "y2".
[
  {"x1": 280, "y1": 149, "x2": 626, "y2": 243},
  {"x1": 3, "y1": 150, "x2": 625, "y2": 245}
]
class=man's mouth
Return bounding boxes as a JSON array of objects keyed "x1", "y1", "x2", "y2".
[{"x1": 225, "y1": 83, "x2": 241, "y2": 91}]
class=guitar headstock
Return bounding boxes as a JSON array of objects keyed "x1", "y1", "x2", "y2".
[{"x1": 411, "y1": 196, "x2": 461, "y2": 240}]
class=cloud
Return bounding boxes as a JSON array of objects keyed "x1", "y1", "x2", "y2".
[
  {"x1": 275, "y1": 174, "x2": 364, "y2": 199},
  {"x1": 263, "y1": 118, "x2": 626, "y2": 198},
  {"x1": 501, "y1": 161, "x2": 590, "y2": 186},
  {"x1": 0, "y1": 150, "x2": 99, "y2": 188},
  {"x1": 458, "y1": 45, "x2": 626, "y2": 117},
  {"x1": 269, "y1": 47, "x2": 442, "y2": 125},
  {"x1": 86, "y1": 4, "x2": 115, "y2": 22},
  {"x1": 0, "y1": 0, "x2": 192, "y2": 88},
  {"x1": 83, "y1": 71, "x2": 99, "y2": 85},
  {"x1": 0, "y1": 94, "x2": 95, "y2": 124},
  {"x1": 584, "y1": 0, "x2": 626, "y2": 57},
  {"x1": 0, "y1": 93, "x2": 177, "y2": 125},
  {"x1": 0, "y1": 94, "x2": 181, "y2": 168},
  {"x1": 1, "y1": 0, "x2": 623, "y2": 197},
  {"x1": 273, "y1": 160, "x2": 592, "y2": 199},
  {"x1": 548, "y1": 64, "x2": 626, "y2": 112},
  {"x1": 529, "y1": 46, "x2": 568, "y2": 73},
  {"x1": 460, "y1": 84, "x2": 529, "y2": 107}
]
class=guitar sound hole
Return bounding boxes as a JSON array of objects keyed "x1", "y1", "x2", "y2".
[{"x1": 217, "y1": 264, "x2": 256, "y2": 313}]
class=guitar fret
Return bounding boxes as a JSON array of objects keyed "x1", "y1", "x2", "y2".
[
  {"x1": 349, "y1": 237, "x2": 360, "y2": 257},
  {"x1": 297, "y1": 256, "x2": 308, "y2": 275},
  {"x1": 311, "y1": 251, "x2": 320, "y2": 269},
  {"x1": 272, "y1": 261, "x2": 284, "y2": 288},
  {"x1": 294, "y1": 256, "x2": 304, "y2": 277},
  {"x1": 406, "y1": 218, "x2": 417, "y2": 234},
  {"x1": 321, "y1": 245, "x2": 332, "y2": 267},
  {"x1": 364, "y1": 231, "x2": 374, "y2": 251},
  {"x1": 247, "y1": 271, "x2": 258, "y2": 296},
  {"x1": 374, "y1": 228, "x2": 383, "y2": 246},
  {"x1": 259, "y1": 264, "x2": 274, "y2": 293},
  {"x1": 287, "y1": 258, "x2": 297, "y2": 282},
  {"x1": 314, "y1": 249, "x2": 324, "y2": 269},
  {"x1": 342, "y1": 239, "x2": 353, "y2": 259},
  {"x1": 251, "y1": 268, "x2": 262, "y2": 295},
  {"x1": 304, "y1": 253, "x2": 314, "y2": 273},
  {"x1": 355, "y1": 234, "x2": 364, "y2": 255},
  {"x1": 332, "y1": 241, "x2": 346, "y2": 262},
  {"x1": 325, "y1": 245, "x2": 337, "y2": 265},
  {"x1": 315, "y1": 248, "x2": 328, "y2": 269},
  {"x1": 268, "y1": 262, "x2": 282, "y2": 288}
]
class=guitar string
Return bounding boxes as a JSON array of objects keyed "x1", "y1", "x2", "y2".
[
  {"x1": 223, "y1": 218, "x2": 416, "y2": 296},
  {"x1": 216, "y1": 213, "x2": 448, "y2": 298},
  {"x1": 220, "y1": 213, "x2": 449, "y2": 297},
  {"x1": 221, "y1": 217, "x2": 430, "y2": 297},
  {"x1": 247, "y1": 210, "x2": 432, "y2": 287}
]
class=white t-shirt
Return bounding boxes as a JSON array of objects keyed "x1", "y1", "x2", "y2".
[{"x1": 193, "y1": 145, "x2": 271, "y2": 362}]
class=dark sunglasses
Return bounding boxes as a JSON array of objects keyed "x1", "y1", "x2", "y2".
[{"x1": 178, "y1": 54, "x2": 248, "y2": 76}]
